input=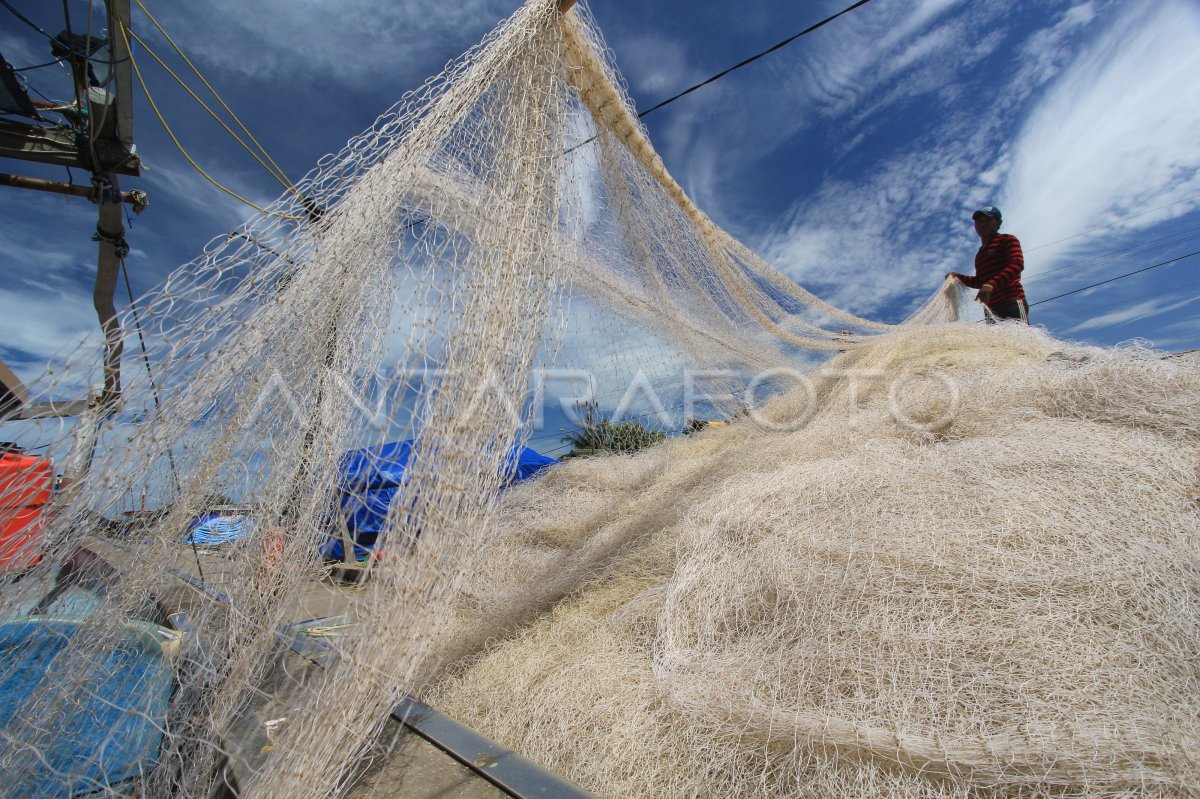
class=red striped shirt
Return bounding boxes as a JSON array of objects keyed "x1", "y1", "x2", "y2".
[{"x1": 962, "y1": 233, "x2": 1025, "y2": 305}]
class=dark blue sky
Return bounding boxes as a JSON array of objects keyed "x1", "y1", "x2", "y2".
[{"x1": 2, "y1": 0, "x2": 1198, "y2": 394}]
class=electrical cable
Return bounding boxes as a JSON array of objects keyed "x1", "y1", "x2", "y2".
[
  {"x1": 0, "y1": 0, "x2": 57, "y2": 42},
  {"x1": 565, "y1": 0, "x2": 877, "y2": 154},
  {"x1": 131, "y1": 0, "x2": 299, "y2": 195},
  {"x1": 1044, "y1": 277, "x2": 1200, "y2": 320},
  {"x1": 1024, "y1": 226, "x2": 1200, "y2": 287},
  {"x1": 635, "y1": 0, "x2": 876, "y2": 121},
  {"x1": 1025, "y1": 192, "x2": 1200, "y2": 253},
  {"x1": 1028, "y1": 250, "x2": 1200, "y2": 308},
  {"x1": 119, "y1": 23, "x2": 305, "y2": 220},
  {"x1": 13, "y1": 57, "x2": 66, "y2": 72}
]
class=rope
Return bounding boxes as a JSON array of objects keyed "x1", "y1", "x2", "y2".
[
  {"x1": 119, "y1": 257, "x2": 196, "y2": 577},
  {"x1": 124, "y1": 26, "x2": 303, "y2": 199},
  {"x1": 119, "y1": 22, "x2": 305, "y2": 220},
  {"x1": 131, "y1": 0, "x2": 299, "y2": 196}
]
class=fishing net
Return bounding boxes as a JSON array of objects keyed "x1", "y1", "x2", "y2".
[
  {"x1": 1, "y1": 0, "x2": 1196, "y2": 797},
  {"x1": 427, "y1": 323, "x2": 1200, "y2": 798}
]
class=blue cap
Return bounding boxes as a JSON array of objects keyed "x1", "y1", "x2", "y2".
[{"x1": 973, "y1": 205, "x2": 1002, "y2": 220}]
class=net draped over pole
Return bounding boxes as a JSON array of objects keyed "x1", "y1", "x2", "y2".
[{"x1": 1, "y1": 1, "x2": 1197, "y2": 798}]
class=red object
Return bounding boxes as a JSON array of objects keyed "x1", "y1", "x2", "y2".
[
  {"x1": 960, "y1": 232, "x2": 1026, "y2": 307},
  {"x1": 0, "y1": 450, "x2": 52, "y2": 572}
]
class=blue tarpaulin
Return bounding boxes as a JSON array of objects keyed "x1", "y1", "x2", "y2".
[
  {"x1": 183, "y1": 513, "x2": 253, "y2": 545},
  {"x1": 325, "y1": 440, "x2": 557, "y2": 560},
  {"x1": 0, "y1": 619, "x2": 174, "y2": 797}
]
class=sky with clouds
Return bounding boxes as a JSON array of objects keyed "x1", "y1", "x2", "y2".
[{"x1": 2, "y1": 0, "x2": 1199, "y2": 399}]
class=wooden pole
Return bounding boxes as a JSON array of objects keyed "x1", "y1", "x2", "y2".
[
  {"x1": 90, "y1": 0, "x2": 137, "y2": 411},
  {"x1": 0, "y1": 173, "x2": 147, "y2": 209}
]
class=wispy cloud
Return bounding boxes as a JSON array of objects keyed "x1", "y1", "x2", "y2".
[
  {"x1": 745, "y1": 0, "x2": 1200, "y2": 327},
  {"x1": 134, "y1": 0, "x2": 517, "y2": 87},
  {"x1": 1067, "y1": 293, "x2": 1200, "y2": 333},
  {"x1": 1002, "y1": 0, "x2": 1200, "y2": 268}
]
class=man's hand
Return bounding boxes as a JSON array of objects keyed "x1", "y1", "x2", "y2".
[
  {"x1": 976, "y1": 283, "x2": 994, "y2": 304},
  {"x1": 946, "y1": 272, "x2": 966, "y2": 281}
]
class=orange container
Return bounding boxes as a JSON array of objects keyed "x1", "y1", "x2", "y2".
[{"x1": 0, "y1": 449, "x2": 52, "y2": 572}]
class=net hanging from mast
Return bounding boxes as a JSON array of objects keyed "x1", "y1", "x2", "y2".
[{"x1": 0, "y1": 1, "x2": 1196, "y2": 798}]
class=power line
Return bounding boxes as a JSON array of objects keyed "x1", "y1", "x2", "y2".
[
  {"x1": 635, "y1": 0, "x2": 876, "y2": 120},
  {"x1": 1028, "y1": 250, "x2": 1200, "y2": 309},
  {"x1": 1024, "y1": 225, "x2": 1200, "y2": 287},
  {"x1": 1046, "y1": 277, "x2": 1200, "y2": 319},
  {"x1": 0, "y1": 0, "x2": 56, "y2": 42},
  {"x1": 565, "y1": 0, "x2": 877, "y2": 154},
  {"x1": 1025, "y1": 192, "x2": 1200, "y2": 253},
  {"x1": 13, "y1": 57, "x2": 67, "y2": 72}
]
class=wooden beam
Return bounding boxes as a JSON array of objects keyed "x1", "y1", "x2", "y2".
[
  {"x1": 107, "y1": 0, "x2": 136, "y2": 154},
  {"x1": 0, "y1": 118, "x2": 140, "y2": 176},
  {"x1": 0, "y1": 358, "x2": 28, "y2": 420},
  {"x1": 0, "y1": 172, "x2": 148, "y2": 210},
  {"x1": 10, "y1": 400, "x2": 92, "y2": 420}
]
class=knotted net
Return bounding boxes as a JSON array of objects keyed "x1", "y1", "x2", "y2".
[{"x1": 0, "y1": 1, "x2": 1196, "y2": 798}]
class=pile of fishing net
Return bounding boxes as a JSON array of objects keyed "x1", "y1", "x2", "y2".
[
  {"x1": 425, "y1": 323, "x2": 1200, "y2": 798},
  {"x1": 2, "y1": 0, "x2": 1196, "y2": 795}
]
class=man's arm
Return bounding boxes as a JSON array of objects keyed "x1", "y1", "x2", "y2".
[{"x1": 948, "y1": 272, "x2": 984, "y2": 289}]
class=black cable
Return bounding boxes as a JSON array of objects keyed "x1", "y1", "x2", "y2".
[
  {"x1": 1024, "y1": 226, "x2": 1200, "y2": 287},
  {"x1": 0, "y1": 0, "x2": 56, "y2": 42},
  {"x1": 14, "y1": 57, "x2": 66, "y2": 72},
  {"x1": 1025, "y1": 191, "x2": 1200, "y2": 254},
  {"x1": 119, "y1": 257, "x2": 182, "y2": 497},
  {"x1": 13, "y1": 53, "x2": 128, "y2": 72},
  {"x1": 635, "y1": 0, "x2": 876, "y2": 120},
  {"x1": 119, "y1": 257, "x2": 199, "y2": 577},
  {"x1": 1051, "y1": 277, "x2": 1200, "y2": 319},
  {"x1": 566, "y1": 0, "x2": 877, "y2": 154},
  {"x1": 1028, "y1": 250, "x2": 1200, "y2": 309}
]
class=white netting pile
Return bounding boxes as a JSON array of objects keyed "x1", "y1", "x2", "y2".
[
  {"x1": 427, "y1": 323, "x2": 1200, "y2": 798},
  {"x1": 0, "y1": 0, "x2": 1195, "y2": 797}
]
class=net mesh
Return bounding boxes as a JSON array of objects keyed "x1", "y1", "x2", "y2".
[{"x1": 0, "y1": 1, "x2": 1196, "y2": 797}]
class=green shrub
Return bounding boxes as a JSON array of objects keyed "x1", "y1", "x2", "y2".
[{"x1": 562, "y1": 399, "x2": 667, "y2": 454}]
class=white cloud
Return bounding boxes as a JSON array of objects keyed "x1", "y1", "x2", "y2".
[
  {"x1": 747, "y1": 0, "x2": 1200, "y2": 327},
  {"x1": 0, "y1": 285, "x2": 104, "y2": 389},
  {"x1": 135, "y1": 0, "x2": 516, "y2": 87},
  {"x1": 1067, "y1": 293, "x2": 1200, "y2": 333},
  {"x1": 1002, "y1": 0, "x2": 1200, "y2": 271},
  {"x1": 757, "y1": 120, "x2": 1000, "y2": 318}
]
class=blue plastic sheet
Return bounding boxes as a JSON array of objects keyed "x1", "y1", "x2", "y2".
[
  {"x1": 183, "y1": 513, "x2": 253, "y2": 545},
  {"x1": 325, "y1": 441, "x2": 557, "y2": 560},
  {"x1": 0, "y1": 619, "x2": 173, "y2": 798}
]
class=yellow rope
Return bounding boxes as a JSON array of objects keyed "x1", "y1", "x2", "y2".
[
  {"x1": 120, "y1": 23, "x2": 305, "y2": 221},
  {"x1": 131, "y1": 0, "x2": 298, "y2": 198},
  {"x1": 127, "y1": 28, "x2": 301, "y2": 199}
]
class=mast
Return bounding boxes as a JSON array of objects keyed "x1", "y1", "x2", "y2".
[{"x1": 0, "y1": 0, "x2": 144, "y2": 484}]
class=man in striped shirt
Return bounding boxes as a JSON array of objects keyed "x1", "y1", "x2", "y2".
[{"x1": 948, "y1": 206, "x2": 1029, "y2": 323}]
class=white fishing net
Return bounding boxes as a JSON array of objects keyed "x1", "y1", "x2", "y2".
[
  {"x1": 2, "y1": 1, "x2": 1195, "y2": 797},
  {"x1": 427, "y1": 324, "x2": 1200, "y2": 798}
]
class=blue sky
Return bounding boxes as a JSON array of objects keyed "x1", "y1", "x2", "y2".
[{"x1": 2, "y1": 0, "x2": 1199, "y2": 395}]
